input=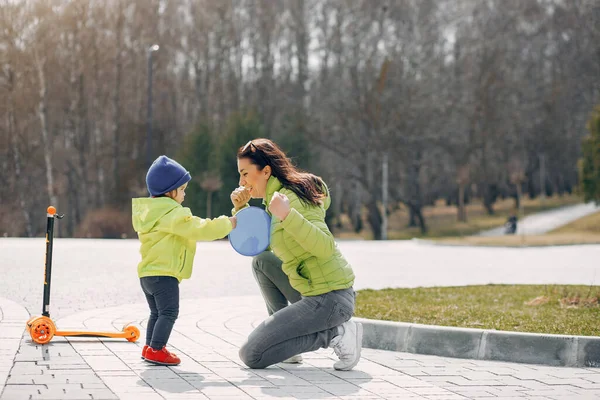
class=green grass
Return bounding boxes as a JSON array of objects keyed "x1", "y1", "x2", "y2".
[{"x1": 356, "y1": 285, "x2": 600, "y2": 336}]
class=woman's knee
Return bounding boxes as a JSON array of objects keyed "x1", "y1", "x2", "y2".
[
  {"x1": 239, "y1": 340, "x2": 265, "y2": 369},
  {"x1": 252, "y1": 251, "x2": 282, "y2": 273},
  {"x1": 251, "y1": 256, "x2": 262, "y2": 272}
]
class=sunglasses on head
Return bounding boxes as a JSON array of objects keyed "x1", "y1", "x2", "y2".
[
  {"x1": 242, "y1": 140, "x2": 256, "y2": 152},
  {"x1": 242, "y1": 140, "x2": 268, "y2": 166}
]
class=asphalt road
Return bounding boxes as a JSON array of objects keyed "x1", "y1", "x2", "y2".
[{"x1": 1, "y1": 238, "x2": 598, "y2": 319}]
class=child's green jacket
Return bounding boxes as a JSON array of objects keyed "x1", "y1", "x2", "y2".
[{"x1": 132, "y1": 197, "x2": 232, "y2": 282}]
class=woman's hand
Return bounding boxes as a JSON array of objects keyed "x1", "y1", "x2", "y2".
[
  {"x1": 231, "y1": 186, "x2": 251, "y2": 211},
  {"x1": 268, "y1": 192, "x2": 291, "y2": 220},
  {"x1": 229, "y1": 216, "x2": 237, "y2": 229}
]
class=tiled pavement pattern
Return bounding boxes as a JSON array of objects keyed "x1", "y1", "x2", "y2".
[
  {"x1": 2, "y1": 296, "x2": 600, "y2": 400},
  {"x1": 0, "y1": 298, "x2": 29, "y2": 396}
]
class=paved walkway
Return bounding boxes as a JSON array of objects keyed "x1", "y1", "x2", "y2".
[
  {"x1": 478, "y1": 202, "x2": 600, "y2": 237},
  {"x1": 0, "y1": 298, "x2": 29, "y2": 396},
  {"x1": 2, "y1": 296, "x2": 600, "y2": 400}
]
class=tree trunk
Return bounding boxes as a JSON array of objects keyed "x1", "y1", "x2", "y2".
[
  {"x1": 516, "y1": 182, "x2": 523, "y2": 209},
  {"x1": 482, "y1": 184, "x2": 496, "y2": 215},
  {"x1": 66, "y1": 162, "x2": 78, "y2": 237},
  {"x1": 458, "y1": 184, "x2": 467, "y2": 222},
  {"x1": 333, "y1": 181, "x2": 342, "y2": 228},
  {"x1": 91, "y1": 28, "x2": 104, "y2": 208},
  {"x1": 293, "y1": 0, "x2": 308, "y2": 110},
  {"x1": 527, "y1": 169, "x2": 536, "y2": 199},
  {"x1": 112, "y1": 0, "x2": 124, "y2": 204},
  {"x1": 457, "y1": 165, "x2": 470, "y2": 222},
  {"x1": 202, "y1": 37, "x2": 211, "y2": 124},
  {"x1": 9, "y1": 129, "x2": 32, "y2": 237},
  {"x1": 67, "y1": 35, "x2": 86, "y2": 230},
  {"x1": 76, "y1": 73, "x2": 89, "y2": 226},
  {"x1": 366, "y1": 199, "x2": 382, "y2": 240},
  {"x1": 408, "y1": 207, "x2": 417, "y2": 227},
  {"x1": 406, "y1": 154, "x2": 426, "y2": 229},
  {"x1": 7, "y1": 65, "x2": 33, "y2": 236},
  {"x1": 350, "y1": 181, "x2": 362, "y2": 233},
  {"x1": 206, "y1": 191, "x2": 212, "y2": 218},
  {"x1": 34, "y1": 51, "x2": 58, "y2": 209},
  {"x1": 408, "y1": 203, "x2": 428, "y2": 234}
]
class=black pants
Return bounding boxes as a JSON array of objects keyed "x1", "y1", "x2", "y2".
[{"x1": 140, "y1": 276, "x2": 179, "y2": 350}]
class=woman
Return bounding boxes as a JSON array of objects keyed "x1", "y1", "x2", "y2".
[{"x1": 230, "y1": 138, "x2": 362, "y2": 370}]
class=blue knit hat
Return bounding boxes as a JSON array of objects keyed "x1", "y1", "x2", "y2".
[{"x1": 146, "y1": 155, "x2": 191, "y2": 196}]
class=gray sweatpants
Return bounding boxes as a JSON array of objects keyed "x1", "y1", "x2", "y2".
[
  {"x1": 240, "y1": 251, "x2": 355, "y2": 369},
  {"x1": 250, "y1": 251, "x2": 302, "y2": 315}
]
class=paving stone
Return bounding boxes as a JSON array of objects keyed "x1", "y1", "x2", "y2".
[
  {"x1": 405, "y1": 386, "x2": 460, "y2": 396},
  {"x1": 81, "y1": 355, "x2": 129, "y2": 371},
  {"x1": 0, "y1": 384, "x2": 46, "y2": 400},
  {"x1": 30, "y1": 373, "x2": 104, "y2": 385},
  {"x1": 9, "y1": 361, "x2": 48, "y2": 375},
  {"x1": 546, "y1": 395, "x2": 600, "y2": 400},
  {"x1": 316, "y1": 382, "x2": 379, "y2": 397}
]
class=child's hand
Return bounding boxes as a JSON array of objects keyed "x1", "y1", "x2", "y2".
[
  {"x1": 231, "y1": 186, "x2": 251, "y2": 210},
  {"x1": 268, "y1": 192, "x2": 290, "y2": 220},
  {"x1": 229, "y1": 216, "x2": 237, "y2": 229}
]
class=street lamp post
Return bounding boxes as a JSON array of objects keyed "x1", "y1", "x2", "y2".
[{"x1": 146, "y1": 44, "x2": 159, "y2": 168}]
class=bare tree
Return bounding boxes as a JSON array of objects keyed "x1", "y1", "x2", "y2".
[{"x1": 32, "y1": 1, "x2": 58, "y2": 212}]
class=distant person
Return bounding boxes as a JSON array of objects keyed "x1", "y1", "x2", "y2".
[
  {"x1": 230, "y1": 138, "x2": 362, "y2": 371},
  {"x1": 132, "y1": 155, "x2": 237, "y2": 366},
  {"x1": 505, "y1": 210, "x2": 518, "y2": 234}
]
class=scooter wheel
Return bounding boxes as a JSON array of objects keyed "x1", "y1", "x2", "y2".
[
  {"x1": 25, "y1": 316, "x2": 39, "y2": 332},
  {"x1": 123, "y1": 325, "x2": 140, "y2": 342},
  {"x1": 29, "y1": 317, "x2": 55, "y2": 344}
]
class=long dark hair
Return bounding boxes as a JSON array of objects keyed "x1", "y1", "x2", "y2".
[{"x1": 237, "y1": 138, "x2": 326, "y2": 206}]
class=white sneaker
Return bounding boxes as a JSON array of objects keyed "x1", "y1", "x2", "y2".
[
  {"x1": 281, "y1": 354, "x2": 303, "y2": 364},
  {"x1": 330, "y1": 320, "x2": 363, "y2": 371}
]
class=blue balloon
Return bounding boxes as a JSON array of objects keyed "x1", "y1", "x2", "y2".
[{"x1": 229, "y1": 206, "x2": 271, "y2": 256}]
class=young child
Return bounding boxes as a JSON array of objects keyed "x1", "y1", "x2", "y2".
[{"x1": 132, "y1": 155, "x2": 236, "y2": 366}]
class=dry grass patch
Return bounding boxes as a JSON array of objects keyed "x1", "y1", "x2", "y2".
[
  {"x1": 335, "y1": 194, "x2": 581, "y2": 239},
  {"x1": 433, "y1": 209, "x2": 600, "y2": 247},
  {"x1": 550, "y1": 210, "x2": 600, "y2": 235},
  {"x1": 434, "y1": 233, "x2": 600, "y2": 247}
]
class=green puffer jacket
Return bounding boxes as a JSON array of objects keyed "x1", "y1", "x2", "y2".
[
  {"x1": 236, "y1": 176, "x2": 355, "y2": 296},
  {"x1": 132, "y1": 197, "x2": 233, "y2": 282}
]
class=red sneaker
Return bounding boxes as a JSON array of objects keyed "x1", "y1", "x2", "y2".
[
  {"x1": 141, "y1": 345, "x2": 149, "y2": 359},
  {"x1": 144, "y1": 346, "x2": 181, "y2": 366},
  {"x1": 142, "y1": 345, "x2": 177, "y2": 360}
]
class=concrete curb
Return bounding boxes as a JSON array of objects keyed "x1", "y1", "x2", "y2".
[{"x1": 356, "y1": 317, "x2": 600, "y2": 368}]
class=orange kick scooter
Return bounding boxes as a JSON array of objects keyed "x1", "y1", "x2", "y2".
[{"x1": 26, "y1": 206, "x2": 140, "y2": 344}]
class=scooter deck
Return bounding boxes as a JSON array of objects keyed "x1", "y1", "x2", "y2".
[{"x1": 55, "y1": 330, "x2": 133, "y2": 339}]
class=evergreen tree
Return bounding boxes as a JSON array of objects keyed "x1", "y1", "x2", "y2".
[
  {"x1": 580, "y1": 106, "x2": 600, "y2": 204},
  {"x1": 178, "y1": 124, "x2": 216, "y2": 217},
  {"x1": 214, "y1": 112, "x2": 266, "y2": 217}
]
